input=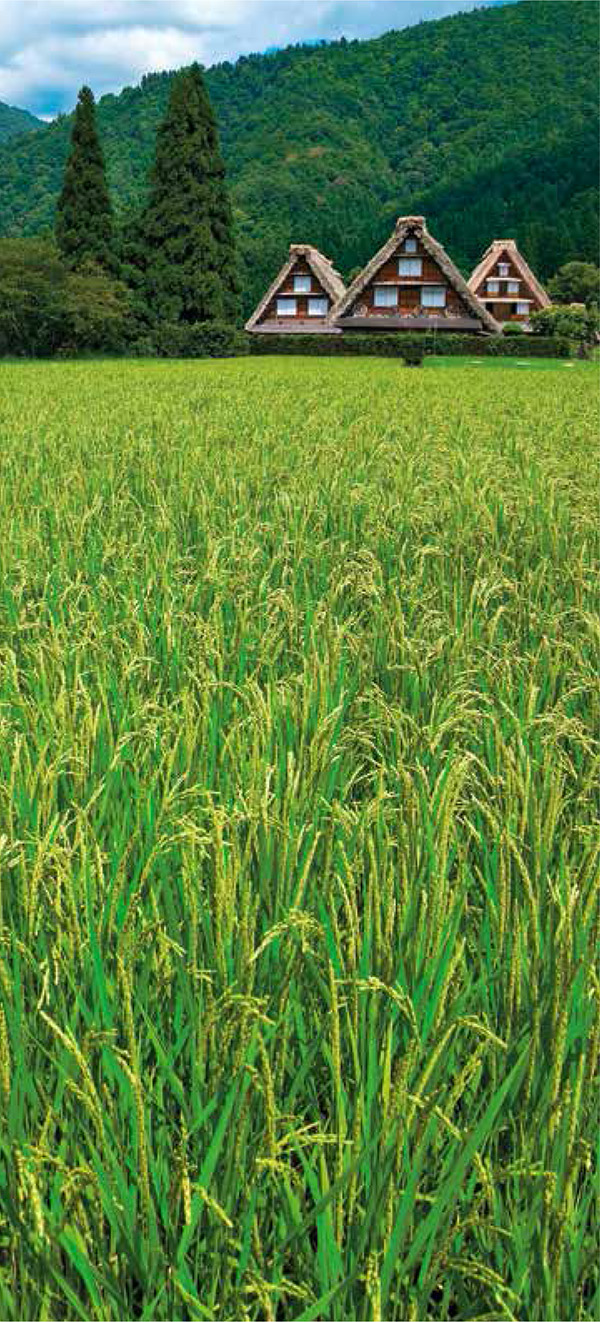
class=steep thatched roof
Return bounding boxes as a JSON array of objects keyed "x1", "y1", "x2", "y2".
[
  {"x1": 245, "y1": 244, "x2": 346, "y2": 331},
  {"x1": 331, "y1": 216, "x2": 500, "y2": 333},
  {"x1": 468, "y1": 239, "x2": 551, "y2": 307}
]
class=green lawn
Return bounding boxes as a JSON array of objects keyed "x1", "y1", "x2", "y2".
[
  {"x1": 425, "y1": 354, "x2": 596, "y2": 370},
  {"x1": 0, "y1": 358, "x2": 597, "y2": 1321}
]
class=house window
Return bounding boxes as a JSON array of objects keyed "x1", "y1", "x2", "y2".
[
  {"x1": 374, "y1": 286, "x2": 398, "y2": 307},
  {"x1": 308, "y1": 297, "x2": 328, "y2": 316},
  {"x1": 403, "y1": 237, "x2": 418, "y2": 253},
  {"x1": 421, "y1": 286, "x2": 447, "y2": 308},
  {"x1": 507, "y1": 280, "x2": 520, "y2": 294},
  {"x1": 498, "y1": 263, "x2": 510, "y2": 277},
  {"x1": 293, "y1": 274, "x2": 311, "y2": 293},
  {"x1": 398, "y1": 257, "x2": 422, "y2": 277},
  {"x1": 277, "y1": 297, "x2": 297, "y2": 316},
  {"x1": 516, "y1": 301, "x2": 530, "y2": 315},
  {"x1": 487, "y1": 279, "x2": 500, "y2": 293}
]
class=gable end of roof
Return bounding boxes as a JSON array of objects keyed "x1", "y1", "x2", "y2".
[
  {"x1": 468, "y1": 240, "x2": 551, "y2": 307},
  {"x1": 330, "y1": 216, "x2": 500, "y2": 332},
  {"x1": 246, "y1": 244, "x2": 346, "y2": 330}
]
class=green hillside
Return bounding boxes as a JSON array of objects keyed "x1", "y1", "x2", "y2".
[
  {"x1": 0, "y1": 101, "x2": 43, "y2": 142},
  {"x1": 0, "y1": 0, "x2": 597, "y2": 317}
]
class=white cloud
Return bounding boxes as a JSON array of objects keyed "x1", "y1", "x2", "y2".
[{"x1": 0, "y1": 1, "x2": 502, "y2": 118}]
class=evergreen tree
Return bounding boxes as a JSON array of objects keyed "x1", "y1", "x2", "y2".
[
  {"x1": 138, "y1": 63, "x2": 239, "y2": 325},
  {"x1": 55, "y1": 86, "x2": 113, "y2": 270}
]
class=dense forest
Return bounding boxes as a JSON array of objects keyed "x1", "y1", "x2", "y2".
[
  {"x1": 0, "y1": 1, "x2": 597, "y2": 317},
  {"x1": 0, "y1": 102, "x2": 43, "y2": 143}
]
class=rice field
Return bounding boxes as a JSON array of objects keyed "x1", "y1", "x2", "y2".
[{"x1": 0, "y1": 356, "x2": 598, "y2": 1322}]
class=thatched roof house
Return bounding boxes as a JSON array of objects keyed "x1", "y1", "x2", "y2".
[
  {"x1": 246, "y1": 244, "x2": 346, "y2": 334},
  {"x1": 330, "y1": 216, "x2": 499, "y2": 333},
  {"x1": 468, "y1": 239, "x2": 550, "y2": 326}
]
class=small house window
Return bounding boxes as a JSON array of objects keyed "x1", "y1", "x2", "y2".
[
  {"x1": 516, "y1": 301, "x2": 529, "y2": 315},
  {"x1": 507, "y1": 280, "x2": 520, "y2": 294},
  {"x1": 498, "y1": 263, "x2": 510, "y2": 277},
  {"x1": 403, "y1": 238, "x2": 418, "y2": 253},
  {"x1": 308, "y1": 297, "x2": 328, "y2": 316},
  {"x1": 487, "y1": 279, "x2": 500, "y2": 293},
  {"x1": 293, "y1": 274, "x2": 311, "y2": 293},
  {"x1": 277, "y1": 297, "x2": 297, "y2": 316},
  {"x1": 421, "y1": 286, "x2": 447, "y2": 308},
  {"x1": 374, "y1": 286, "x2": 398, "y2": 307},
  {"x1": 398, "y1": 257, "x2": 422, "y2": 277}
]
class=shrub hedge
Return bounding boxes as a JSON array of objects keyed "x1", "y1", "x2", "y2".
[
  {"x1": 149, "y1": 321, "x2": 249, "y2": 358},
  {"x1": 247, "y1": 332, "x2": 573, "y2": 359}
]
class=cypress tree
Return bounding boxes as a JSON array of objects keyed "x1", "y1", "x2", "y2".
[
  {"x1": 55, "y1": 86, "x2": 114, "y2": 270},
  {"x1": 138, "y1": 63, "x2": 239, "y2": 325}
]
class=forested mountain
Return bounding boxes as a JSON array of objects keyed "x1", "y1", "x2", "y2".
[
  {"x1": 0, "y1": 102, "x2": 43, "y2": 142},
  {"x1": 0, "y1": 1, "x2": 597, "y2": 317}
]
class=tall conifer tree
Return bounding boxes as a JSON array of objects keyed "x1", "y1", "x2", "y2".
[
  {"x1": 55, "y1": 86, "x2": 113, "y2": 270},
  {"x1": 138, "y1": 63, "x2": 239, "y2": 325}
]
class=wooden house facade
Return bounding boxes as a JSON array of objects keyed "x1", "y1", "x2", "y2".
[
  {"x1": 468, "y1": 239, "x2": 550, "y2": 327},
  {"x1": 245, "y1": 244, "x2": 346, "y2": 334},
  {"x1": 331, "y1": 217, "x2": 498, "y2": 333}
]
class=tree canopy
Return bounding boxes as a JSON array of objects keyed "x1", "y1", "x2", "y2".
[
  {"x1": 0, "y1": 238, "x2": 129, "y2": 355},
  {"x1": 55, "y1": 86, "x2": 114, "y2": 270},
  {"x1": 547, "y1": 262, "x2": 600, "y2": 307},
  {"x1": 134, "y1": 64, "x2": 238, "y2": 325}
]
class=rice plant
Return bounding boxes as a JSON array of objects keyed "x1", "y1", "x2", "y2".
[{"x1": 0, "y1": 356, "x2": 597, "y2": 1321}]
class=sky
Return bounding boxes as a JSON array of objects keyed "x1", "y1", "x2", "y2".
[{"x1": 0, "y1": 0, "x2": 512, "y2": 121}]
